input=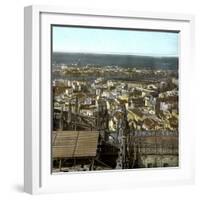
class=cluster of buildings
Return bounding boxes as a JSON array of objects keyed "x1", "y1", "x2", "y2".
[{"x1": 52, "y1": 66, "x2": 179, "y2": 171}]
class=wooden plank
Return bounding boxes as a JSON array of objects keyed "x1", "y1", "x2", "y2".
[{"x1": 52, "y1": 131, "x2": 99, "y2": 159}]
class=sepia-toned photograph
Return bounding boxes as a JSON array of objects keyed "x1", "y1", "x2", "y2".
[{"x1": 51, "y1": 26, "x2": 179, "y2": 173}]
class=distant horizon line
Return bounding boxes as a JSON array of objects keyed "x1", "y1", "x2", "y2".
[{"x1": 53, "y1": 51, "x2": 178, "y2": 58}]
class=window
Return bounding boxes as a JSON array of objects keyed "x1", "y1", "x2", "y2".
[{"x1": 163, "y1": 163, "x2": 169, "y2": 167}]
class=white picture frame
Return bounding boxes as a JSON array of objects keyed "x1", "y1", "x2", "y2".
[{"x1": 24, "y1": 5, "x2": 195, "y2": 194}]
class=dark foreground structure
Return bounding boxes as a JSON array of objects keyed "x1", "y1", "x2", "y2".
[{"x1": 52, "y1": 129, "x2": 178, "y2": 172}]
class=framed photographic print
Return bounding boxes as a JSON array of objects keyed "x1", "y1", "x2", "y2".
[{"x1": 24, "y1": 5, "x2": 195, "y2": 194}]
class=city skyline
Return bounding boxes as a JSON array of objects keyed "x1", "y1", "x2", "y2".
[{"x1": 52, "y1": 25, "x2": 179, "y2": 172}]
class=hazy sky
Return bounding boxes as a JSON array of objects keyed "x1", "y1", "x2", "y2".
[{"x1": 52, "y1": 26, "x2": 178, "y2": 57}]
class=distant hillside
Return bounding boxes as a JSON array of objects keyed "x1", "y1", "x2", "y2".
[{"x1": 52, "y1": 52, "x2": 178, "y2": 70}]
